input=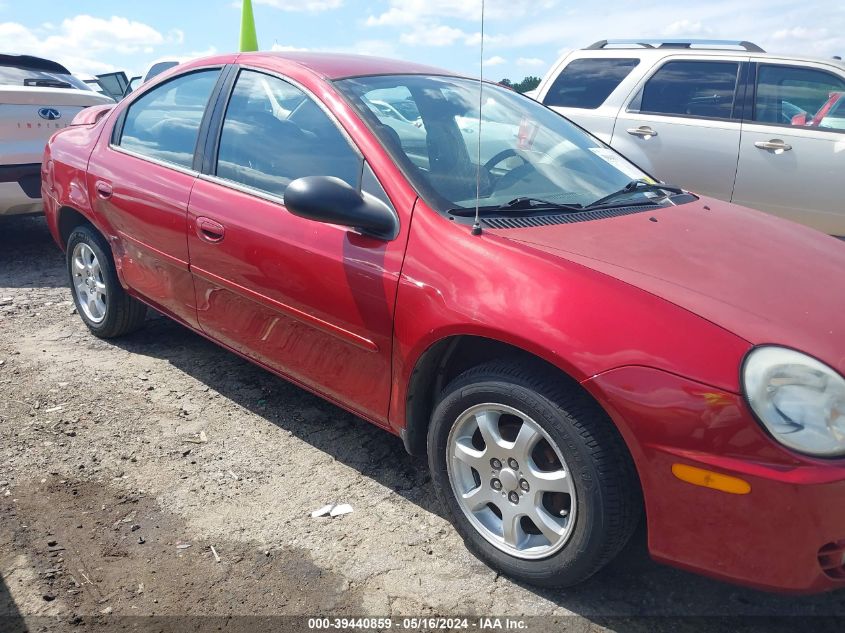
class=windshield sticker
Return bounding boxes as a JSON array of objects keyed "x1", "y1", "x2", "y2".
[{"x1": 588, "y1": 147, "x2": 655, "y2": 183}]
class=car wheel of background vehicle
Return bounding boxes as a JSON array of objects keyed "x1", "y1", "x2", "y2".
[
  {"x1": 427, "y1": 359, "x2": 641, "y2": 587},
  {"x1": 67, "y1": 225, "x2": 147, "y2": 338}
]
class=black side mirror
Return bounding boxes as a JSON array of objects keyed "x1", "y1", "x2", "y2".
[{"x1": 284, "y1": 176, "x2": 398, "y2": 240}]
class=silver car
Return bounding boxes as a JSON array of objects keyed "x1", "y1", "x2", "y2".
[{"x1": 532, "y1": 39, "x2": 845, "y2": 236}]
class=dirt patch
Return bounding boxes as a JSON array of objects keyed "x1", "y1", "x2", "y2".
[{"x1": 1, "y1": 479, "x2": 358, "y2": 623}]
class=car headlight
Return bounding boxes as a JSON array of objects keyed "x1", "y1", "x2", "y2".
[{"x1": 743, "y1": 346, "x2": 845, "y2": 457}]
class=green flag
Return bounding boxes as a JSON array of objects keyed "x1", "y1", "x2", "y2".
[{"x1": 240, "y1": 0, "x2": 259, "y2": 52}]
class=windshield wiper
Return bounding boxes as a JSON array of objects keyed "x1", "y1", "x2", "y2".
[
  {"x1": 498, "y1": 197, "x2": 584, "y2": 212},
  {"x1": 585, "y1": 179, "x2": 685, "y2": 210},
  {"x1": 449, "y1": 197, "x2": 583, "y2": 217}
]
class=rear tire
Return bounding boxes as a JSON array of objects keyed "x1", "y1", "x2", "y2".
[
  {"x1": 427, "y1": 359, "x2": 641, "y2": 587},
  {"x1": 67, "y1": 225, "x2": 147, "y2": 338}
]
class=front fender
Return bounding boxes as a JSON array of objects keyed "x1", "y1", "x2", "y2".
[{"x1": 389, "y1": 203, "x2": 751, "y2": 433}]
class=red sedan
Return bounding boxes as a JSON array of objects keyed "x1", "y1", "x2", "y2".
[{"x1": 41, "y1": 52, "x2": 845, "y2": 593}]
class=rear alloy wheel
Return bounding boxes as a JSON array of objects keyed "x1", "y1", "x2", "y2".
[
  {"x1": 66, "y1": 225, "x2": 147, "y2": 338},
  {"x1": 71, "y1": 242, "x2": 108, "y2": 324},
  {"x1": 428, "y1": 359, "x2": 641, "y2": 587}
]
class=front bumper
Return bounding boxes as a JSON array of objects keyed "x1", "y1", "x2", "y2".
[
  {"x1": 584, "y1": 365, "x2": 845, "y2": 594},
  {"x1": 0, "y1": 163, "x2": 42, "y2": 215}
]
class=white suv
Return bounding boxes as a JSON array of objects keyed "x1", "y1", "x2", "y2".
[
  {"x1": 533, "y1": 39, "x2": 845, "y2": 236},
  {"x1": 1, "y1": 54, "x2": 112, "y2": 217}
]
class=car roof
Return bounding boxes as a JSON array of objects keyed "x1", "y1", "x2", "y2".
[
  {"x1": 568, "y1": 44, "x2": 845, "y2": 70},
  {"x1": 232, "y1": 52, "x2": 462, "y2": 80}
]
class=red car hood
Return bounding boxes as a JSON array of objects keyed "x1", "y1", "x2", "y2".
[{"x1": 500, "y1": 197, "x2": 845, "y2": 376}]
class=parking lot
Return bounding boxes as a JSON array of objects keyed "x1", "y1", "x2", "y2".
[{"x1": 2, "y1": 214, "x2": 845, "y2": 631}]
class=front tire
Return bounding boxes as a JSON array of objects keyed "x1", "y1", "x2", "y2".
[
  {"x1": 427, "y1": 359, "x2": 641, "y2": 587},
  {"x1": 67, "y1": 225, "x2": 147, "y2": 338}
]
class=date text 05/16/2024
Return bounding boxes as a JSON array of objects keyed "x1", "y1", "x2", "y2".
[{"x1": 307, "y1": 617, "x2": 528, "y2": 630}]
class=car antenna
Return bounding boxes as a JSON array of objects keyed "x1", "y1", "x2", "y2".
[{"x1": 471, "y1": 0, "x2": 486, "y2": 236}]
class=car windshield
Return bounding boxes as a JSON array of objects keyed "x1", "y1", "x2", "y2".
[
  {"x1": 0, "y1": 66, "x2": 91, "y2": 91},
  {"x1": 335, "y1": 74, "x2": 658, "y2": 212}
]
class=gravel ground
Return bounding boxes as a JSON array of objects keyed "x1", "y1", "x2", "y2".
[{"x1": 2, "y1": 214, "x2": 845, "y2": 632}]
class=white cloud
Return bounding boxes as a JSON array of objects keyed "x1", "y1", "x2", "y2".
[
  {"x1": 662, "y1": 19, "x2": 711, "y2": 37},
  {"x1": 366, "y1": 0, "x2": 553, "y2": 51},
  {"x1": 400, "y1": 24, "x2": 467, "y2": 47},
  {"x1": 271, "y1": 43, "x2": 310, "y2": 52},
  {"x1": 498, "y1": 0, "x2": 844, "y2": 59},
  {"x1": 351, "y1": 39, "x2": 397, "y2": 58},
  {"x1": 395, "y1": 25, "x2": 506, "y2": 48},
  {"x1": 464, "y1": 32, "x2": 507, "y2": 47},
  {"x1": 773, "y1": 26, "x2": 825, "y2": 41},
  {"x1": 254, "y1": 0, "x2": 342, "y2": 11},
  {"x1": 0, "y1": 14, "x2": 180, "y2": 75},
  {"x1": 366, "y1": 0, "x2": 557, "y2": 26},
  {"x1": 516, "y1": 57, "x2": 544, "y2": 68},
  {"x1": 269, "y1": 39, "x2": 397, "y2": 58},
  {"x1": 186, "y1": 46, "x2": 219, "y2": 59},
  {"x1": 485, "y1": 55, "x2": 507, "y2": 67}
]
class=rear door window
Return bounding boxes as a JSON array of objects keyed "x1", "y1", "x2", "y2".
[
  {"x1": 117, "y1": 69, "x2": 220, "y2": 169},
  {"x1": 632, "y1": 60, "x2": 740, "y2": 120},
  {"x1": 754, "y1": 65, "x2": 845, "y2": 130},
  {"x1": 543, "y1": 58, "x2": 639, "y2": 109}
]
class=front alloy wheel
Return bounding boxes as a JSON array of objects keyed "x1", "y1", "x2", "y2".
[
  {"x1": 428, "y1": 359, "x2": 641, "y2": 587},
  {"x1": 447, "y1": 403, "x2": 576, "y2": 559}
]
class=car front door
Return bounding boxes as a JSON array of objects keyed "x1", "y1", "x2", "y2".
[
  {"x1": 611, "y1": 58, "x2": 747, "y2": 199},
  {"x1": 186, "y1": 68, "x2": 408, "y2": 423},
  {"x1": 732, "y1": 62, "x2": 845, "y2": 236},
  {"x1": 87, "y1": 67, "x2": 223, "y2": 328}
]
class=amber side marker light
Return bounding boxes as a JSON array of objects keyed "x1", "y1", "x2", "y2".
[{"x1": 671, "y1": 463, "x2": 751, "y2": 495}]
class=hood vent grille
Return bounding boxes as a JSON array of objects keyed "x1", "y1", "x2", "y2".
[{"x1": 481, "y1": 204, "x2": 658, "y2": 230}]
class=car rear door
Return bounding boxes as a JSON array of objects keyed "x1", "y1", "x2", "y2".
[
  {"x1": 186, "y1": 67, "x2": 408, "y2": 423},
  {"x1": 732, "y1": 61, "x2": 845, "y2": 235},
  {"x1": 86, "y1": 67, "x2": 224, "y2": 328},
  {"x1": 611, "y1": 57, "x2": 747, "y2": 199}
]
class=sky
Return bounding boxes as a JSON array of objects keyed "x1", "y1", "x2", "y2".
[{"x1": 0, "y1": 0, "x2": 843, "y2": 80}]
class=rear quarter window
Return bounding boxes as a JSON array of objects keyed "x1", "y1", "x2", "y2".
[{"x1": 543, "y1": 58, "x2": 640, "y2": 109}]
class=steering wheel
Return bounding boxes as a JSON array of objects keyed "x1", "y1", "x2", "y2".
[
  {"x1": 483, "y1": 148, "x2": 525, "y2": 174},
  {"x1": 483, "y1": 149, "x2": 537, "y2": 194}
]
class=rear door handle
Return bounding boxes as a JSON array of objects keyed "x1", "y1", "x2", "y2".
[
  {"x1": 627, "y1": 126, "x2": 658, "y2": 139},
  {"x1": 196, "y1": 217, "x2": 225, "y2": 243},
  {"x1": 754, "y1": 139, "x2": 792, "y2": 153},
  {"x1": 95, "y1": 181, "x2": 113, "y2": 199}
]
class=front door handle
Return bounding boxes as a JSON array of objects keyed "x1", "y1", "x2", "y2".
[
  {"x1": 196, "y1": 217, "x2": 225, "y2": 243},
  {"x1": 95, "y1": 181, "x2": 113, "y2": 199},
  {"x1": 754, "y1": 139, "x2": 793, "y2": 153},
  {"x1": 627, "y1": 126, "x2": 658, "y2": 139}
]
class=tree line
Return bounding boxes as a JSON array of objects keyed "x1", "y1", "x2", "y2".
[{"x1": 498, "y1": 76, "x2": 541, "y2": 93}]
